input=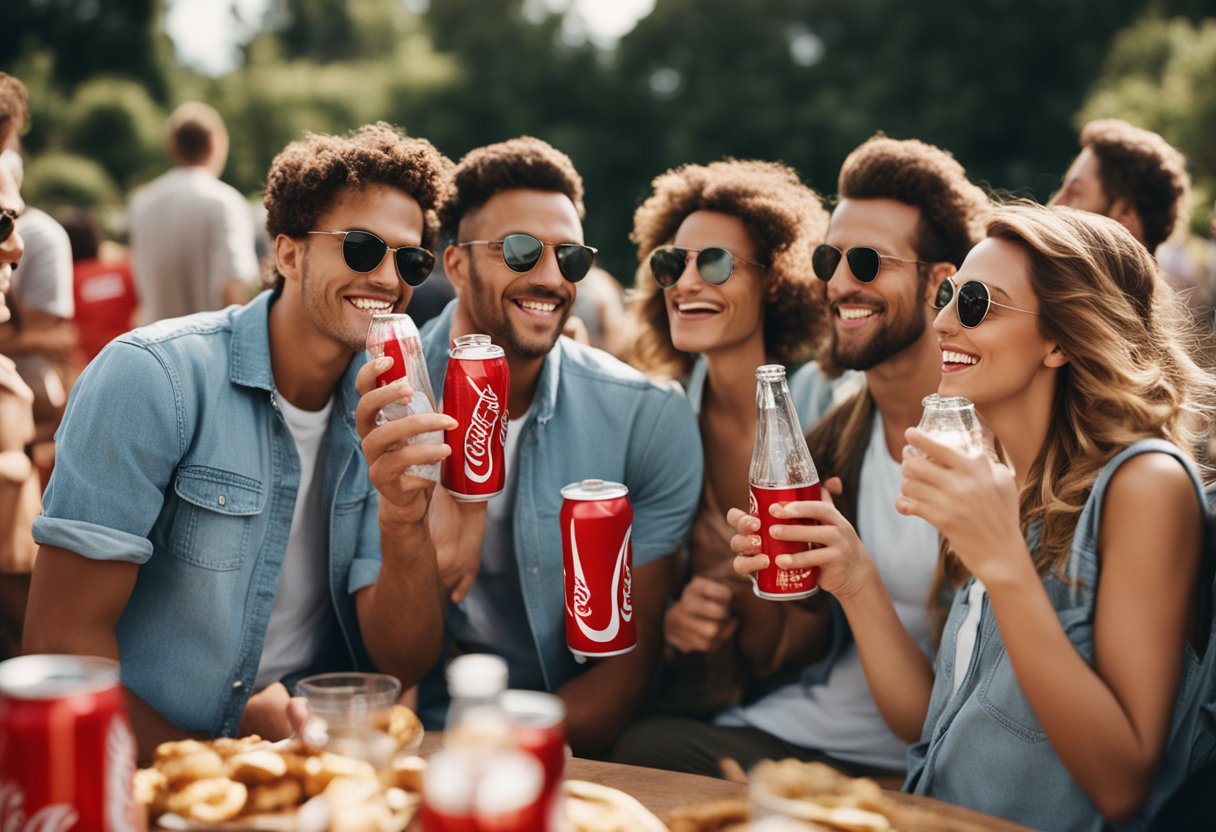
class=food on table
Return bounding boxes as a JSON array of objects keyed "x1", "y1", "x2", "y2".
[{"x1": 563, "y1": 779, "x2": 669, "y2": 832}]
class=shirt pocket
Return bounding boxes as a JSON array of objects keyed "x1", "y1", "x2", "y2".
[
  {"x1": 977, "y1": 605, "x2": 1091, "y2": 743},
  {"x1": 170, "y1": 465, "x2": 266, "y2": 571}
]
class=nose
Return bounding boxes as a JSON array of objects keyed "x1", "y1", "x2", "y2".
[
  {"x1": 670, "y1": 252, "x2": 703, "y2": 292},
  {"x1": 368, "y1": 249, "x2": 400, "y2": 291},
  {"x1": 527, "y1": 246, "x2": 568, "y2": 290},
  {"x1": 0, "y1": 226, "x2": 23, "y2": 269},
  {"x1": 932, "y1": 295, "x2": 958, "y2": 337}
]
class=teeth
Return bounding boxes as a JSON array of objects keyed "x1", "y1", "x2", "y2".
[
  {"x1": 838, "y1": 308, "x2": 875, "y2": 320},
  {"x1": 678, "y1": 303, "x2": 720, "y2": 313},
  {"x1": 943, "y1": 350, "x2": 978, "y2": 365},
  {"x1": 350, "y1": 297, "x2": 393, "y2": 311},
  {"x1": 518, "y1": 300, "x2": 558, "y2": 312}
]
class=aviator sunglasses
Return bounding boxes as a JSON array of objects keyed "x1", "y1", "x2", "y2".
[
  {"x1": 649, "y1": 246, "x2": 767, "y2": 289},
  {"x1": 457, "y1": 233, "x2": 597, "y2": 283},
  {"x1": 307, "y1": 230, "x2": 435, "y2": 287},
  {"x1": 934, "y1": 276, "x2": 1040, "y2": 328},
  {"x1": 0, "y1": 208, "x2": 17, "y2": 244},
  {"x1": 812, "y1": 244, "x2": 929, "y2": 283}
]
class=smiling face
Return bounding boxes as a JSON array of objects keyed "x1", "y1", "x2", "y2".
[
  {"x1": 0, "y1": 165, "x2": 24, "y2": 325},
  {"x1": 935, "y1": 237, "x2": 1063, "y2": 410},
  {"x1": 822, "y1": 198, "x2": 934, "y2": 370},
  {"x1": 281, "y1": 183, "x2": 423, "y2": 353},
  {"x1": 662, "y1": 210, "x2": 766, "y2": 359},
  {"x1": 448, "y1": 189, "x2": 582, "y2": 361}
]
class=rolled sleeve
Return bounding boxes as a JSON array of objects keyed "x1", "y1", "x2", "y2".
[
  {"x1": 347, "y1": 486, "x2": 383, "y2": 594},
  {"x1": 626, "y1": 390, "x2": 702, "y2": 565},
  {"x1": 35, "y1": 341, "x2": 183, "y2": 562}
]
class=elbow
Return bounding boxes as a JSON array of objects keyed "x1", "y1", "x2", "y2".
[{"x1": 1091, "y1": 762, "x2": 1156, "y2": 824}]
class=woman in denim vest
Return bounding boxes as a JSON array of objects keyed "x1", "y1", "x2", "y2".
[{"x1": 730, "y1": 202, "x2": 1214, "y2": 829}]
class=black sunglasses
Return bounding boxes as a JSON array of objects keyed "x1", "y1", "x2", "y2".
[
  {"x1": 934, "y1": 276, "x2": 1040, "y2": 328},
  {"x1": 457, "y1": 233, "x2": 597, "y2": 283},
  {"x1": 649, "y1": 246, "x2": 767, "y2": 289},
  {"x1": 812, "y1": 244, "x2": 929, "y2": 283},
  {"x1": 307, "y1": 230, "x2": 435, "y2": 287},
  {"x1": 0, "y1": 208, "x2": 17, "y2": 245}
]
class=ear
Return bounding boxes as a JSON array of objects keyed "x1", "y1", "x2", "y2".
[
  {"x1": 923, "y1": 262, "x2": 956, "y2": 306},
  {"x1": 1043, "y1": 343, "x2": 1069, "y2": 369},
  {"x1": 274, "y1": 233, "x2": 303, "y2": 285},
  {"x1": 443, "y1": 243, "x2": 470, "y2": 294}
]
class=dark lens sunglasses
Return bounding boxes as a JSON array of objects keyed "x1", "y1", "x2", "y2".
[
  {"x1": 0, "y1": 208, "x2": 17, "y2": 244},
  {"x1": 307, "y1": 230, "x2": 435, "y2": 287},
  {"x1": 649, "y1": 246, "x2": 767, "y2": 289},
  {"x1": 934, "y1": 276, "x2": 1040, "y2": 328},
  {"x1": 812, "y1": 244, "x2": 928, "y2": 283},
  {"x1": 457, "y1": 233, "x2": 597, "y2": 283}
]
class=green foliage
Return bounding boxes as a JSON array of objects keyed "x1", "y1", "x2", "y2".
[
  {"x1": 63, "y1": 79, "x2": 168, "y2": 191},
  {"x1": 22, "y1": 151, "x2": 121, "y2": 210},
  {"x1": 1079, "y1": 16, "x2": 1216, "y2": 232}
]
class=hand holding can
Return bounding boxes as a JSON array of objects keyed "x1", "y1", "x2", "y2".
[{"x1": 365, "y1": 313, "x2": 443, "y2": 481}]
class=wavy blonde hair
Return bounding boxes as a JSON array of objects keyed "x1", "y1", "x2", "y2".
[
  {"x1": 627, "y1": 159, "x2": 828, "y2": 380},
  {"x1": 943, "y1": 202, "x2": 1214, "y2": 585}
]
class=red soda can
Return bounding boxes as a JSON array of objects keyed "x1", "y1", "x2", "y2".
[
  {"x1": 0, "y1": 655, "x2": 136, "y2": 832},
  {"x1": 749, "y1": 482, "x2": 822, "y2": 600},
  {"x1": 442, "y1": 334, "x2": 510, "y2": 501},
  {"x1": 560, "y1": 480, "x2": 636, "y2": 659}
]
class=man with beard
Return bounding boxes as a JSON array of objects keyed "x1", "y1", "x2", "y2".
[
  {"x1": 417, "y1": 136, "x2": 701, "y2": 755},
  {"x1": 24, "y1": 123, "x2": 453, "y2": 761},
  {"x1": 611, "y1": 135, "x2": 991, "y2": 780}
]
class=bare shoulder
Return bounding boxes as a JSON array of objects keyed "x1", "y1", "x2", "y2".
[{"x1": 1104, "y1": 451, "x2": 1204, "y2": 532}]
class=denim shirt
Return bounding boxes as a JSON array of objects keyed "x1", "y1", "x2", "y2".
[
  {"x1": 905, "y1": 439, "x2": 1207, "y2": 831},
  {"x1": 34, "y1": 291, "x2": 382, "y2": 737},
  {"x1": 418, "y1": 301, "x2": 701, "y2": 709}
]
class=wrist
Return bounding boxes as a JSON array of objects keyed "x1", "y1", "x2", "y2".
[
  {"x1": 974, "y1": 542, "x2": 1038, "y2": 593},
  {"x1": 379, "y1": 494, "x2": 430, "y2": 527}
]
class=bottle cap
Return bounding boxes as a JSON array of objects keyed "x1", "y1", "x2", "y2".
[
  {"x1": 755, "y1": 364, "x2": 787, "y2": 382},
  {"x1": 446, "y1": 653, "x2": 509, "y2": 699}
]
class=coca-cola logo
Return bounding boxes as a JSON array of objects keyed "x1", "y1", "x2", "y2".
[
  {"x1": 568, "y1": 519, "x2": 633, "y2": 643},
  {"x1": 106, "y1": 717, "x2": 136, "y2": 832},
  {"x1": 463, "y1": 377, "x2": 501, "y2": 484},
  {"x1": 0, "y1": 783, "x2": 79, "y2": 832}
]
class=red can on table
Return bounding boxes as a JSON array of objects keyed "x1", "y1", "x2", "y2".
[
  {"x1": 560, "y1": 479, "x2": 636, "y2": 660},
  {"x1": 442, "y1": 334, "x2": 510, "y2": 501},
  {"x1": 748, "y1": 481, "x2": 822, "y2": 600},
  {"x1": 0, "y1": 655, "x2": 136, "y2": 832}
]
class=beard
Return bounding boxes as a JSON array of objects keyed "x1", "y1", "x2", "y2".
[
  {"x1": 466, "y1": 259, "x2": 570, "y2": 360},
  {"x1": 830, "y1": 298, "x2": 928, "y2": 371}
]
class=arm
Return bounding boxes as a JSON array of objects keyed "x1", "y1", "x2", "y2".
[
  {"x1": 427, "y1": 483, "x2": 488, "y2": 603},
  {"x1": 352, "y1": 358, "x2": 456, "y2": 688},
  {"x1": 558, "y1": 555, "x2": 670, "y2": 756},
  {"x1": 899, "y1": 431, "x2": 1203, "y2": 821},
  {"x1": 0, "y1": 309, "x2": 75, "y2": 359}
]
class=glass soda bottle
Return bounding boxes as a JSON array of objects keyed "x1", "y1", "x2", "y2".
[
  {"x1": 748, "y1": 364, "x2": 821, "y2": 600},
  {"x1": 365, "y1": 312, "x2": 443, "y2": 481}
]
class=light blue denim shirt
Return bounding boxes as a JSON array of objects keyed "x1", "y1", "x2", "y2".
[
  {"x1": 33, "y1": 291, "x2": 382, "y2": 737},
  {"x1": 418, "y1": 301, "x2": 702, "y2": 713},
  {"x1": 905, "y1": 439, "x2": 1208, "y2": 831}
]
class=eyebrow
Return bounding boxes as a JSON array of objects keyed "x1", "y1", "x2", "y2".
[{"x1": 961, "y1": 277, "x2": 1014, "y2": 301}]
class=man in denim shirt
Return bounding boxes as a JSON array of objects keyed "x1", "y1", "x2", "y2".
[
  {"x1": 419, "y1": 137, "x2": 701, "y2": 755},
  {"x1": 25, "y1": 123, "x2": 455, "y2": 761}
]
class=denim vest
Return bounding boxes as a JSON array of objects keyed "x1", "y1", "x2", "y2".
[
  {"x1": 416, "y1": 302, "x2": 702, "y2": 717},
  {"x1": 905, "y1": 439, "x2": 1208, "y2": 831},
  {"x1": 34, "y1": 291, "x2": 382, "y2": 736}
]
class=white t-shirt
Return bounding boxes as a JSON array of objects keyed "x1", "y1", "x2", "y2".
[
  {"x1": 718, "y1": 413, "x2": 939, "y2": 770},
  {"x1": 254, "y1": 394, "x2": 334, "y2": 691},
  {"x1": 951, "y1": 580, "x2": 988, "y2": 697},
  {"x1": 453, "y1": 406, "x2": 547, "y2": 690}
]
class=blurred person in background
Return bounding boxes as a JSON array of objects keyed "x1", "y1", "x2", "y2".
[
  {"x1": 569, "y1": 264, "x2": 628, "y2": 357},
  {"x1": 25, "y1": 123, "x2": 453, "y2": 761},
  {"x1": 416, "y1": 136, "x2": 702, "y2": 755},
  {"x1": 613, "y1": 137, "x2": 991, "y2": 781},
  {"x1": 619, "y1": 158, "x2": 828, "y2": 720},
  {"x1": 61, "y1": 209, "x2": 137, "y2": 370},
  {"x1": 127, "y1": 101, "x2": 260, "y2": 323}
]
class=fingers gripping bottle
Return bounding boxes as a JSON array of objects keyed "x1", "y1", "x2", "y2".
[
  {"x1": 365, "y1": 312, "x2": 443, "y2": 481},
  {"x1": 748, "y1": 364, "x2": 821, "y2": 600}
]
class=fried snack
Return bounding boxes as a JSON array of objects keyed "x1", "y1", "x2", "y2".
[
  {"x1": 323, "y1": 776, "x2": 395, "y2": 832},
  {"x1": 133, "y1": 767, "x2": 169, "y2": 817},
  {"x1": 210, "y1": 735, "x2": 269, "y2": 759},
  {"x1": 302, "y1": 752, "x2": 378, "y2": 797},
  {"x1": 228, "y1": 749, "x2": 290, "y2": 785},
  {"x1": 383, "y1": 704, "x2": 424, "y2": 750},
  {"x1": 388, "y1": 755, "x2": 426, "y2": 793},
  {"x1": 156, "y1": 745, "x2": 228, "y2": 785},
  {"x1": 749, "y1": 760, "x2": 893, "y2": 832},
  {"x1": 564, "y1": 780, "x2": 670, "y2": 832},
  {"x1": 244, "y1": 778, "x2": 305, "y2": 815},
  {"x1": 165, "y1": 777, "x2": 249, "y2": 824},
  {"x1": 665, "y1": 799, "x2": 749, "y2": 832}
]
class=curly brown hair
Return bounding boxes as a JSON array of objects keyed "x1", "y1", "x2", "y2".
[
  {"x1": 0, "y1": 73, "x2": 29, "y2": 147},
  {"x1": 628, "y1": 159, "x2": 829, "y2": 380},
  {"x1": 263, "y1": 122, "x2": 451, "y2": 291},
  {"x1": 1079, "y1": 118, "x2": 1190, "y2": 252},
  {"x1": 439, "y1": 136, "x2": 584, "y2": 242},
  {"x1": 838, "y1": 134, "x2": 991, "y2": 268},
  {"x1": 167, "y1": 102, "x2": 226, "y2": 167}
]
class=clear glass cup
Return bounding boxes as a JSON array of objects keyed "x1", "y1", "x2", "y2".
[
  {"x1": 912, "y1": 393, "x2": 987, "y2": 459},
  {"x1": 296, "y1": 671, "x2": 402, "y2": 767}
]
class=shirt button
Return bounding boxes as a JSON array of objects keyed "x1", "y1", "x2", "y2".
[
  {"x1": 232, "y1": 680, "x2": 244, "y2": 691},
  {"x1": 218, "y1": 495, "x2": 227, "y2": 506}
]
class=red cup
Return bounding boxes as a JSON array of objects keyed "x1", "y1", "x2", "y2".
[
  {"x1": 501, "y1": 690, "x2": 566, "y2": 828},
  {"x1": 749, "y1": 481, "x2": 822, "y2": 600}
]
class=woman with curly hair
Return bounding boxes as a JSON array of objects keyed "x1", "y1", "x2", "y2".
[
  {"x1": 620, "y1": 158, "x2": 829, "y2": 720},
  {"x1": 731, "y1": 202, "x2": 1214, "y2": 829}
]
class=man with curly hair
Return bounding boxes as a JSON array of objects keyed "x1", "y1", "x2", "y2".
[
  {"x1": 25, "y1": 123, "x2": 454, "y2": 761},
  {"x1": 613, "y1": 135, "x2": 991, "y2": 780},
  {"x1": 0, "y1": 73, "x2": 27, "y2": 153},
  {"x1": 416, "y1": 136, "x2": 701, "y2": 755}
]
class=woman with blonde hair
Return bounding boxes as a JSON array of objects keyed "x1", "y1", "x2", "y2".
[{"x1": 731, "y1": 202, "x2": 1214, "y2": 828}]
